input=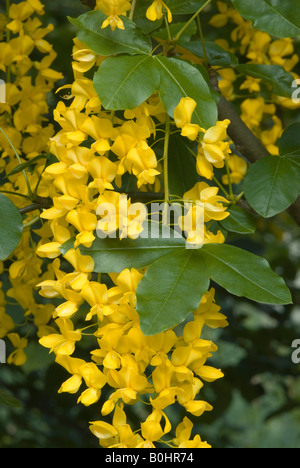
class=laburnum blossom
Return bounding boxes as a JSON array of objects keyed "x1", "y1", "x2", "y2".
[
  {"x1": 174, "y1": 97, "x2": 203, "y2": 141},
  {"x1": 0, "y1": 0, "x2": 64, "y2": 368},
  {"x1": 173, "y1": 98, "x2": 232, "y2": 180},
  {"x1": 146, "y1": 0, "x2": 172, "y2": 23},
  {"x1": 222, "y1": 154, "x2": 248, "y2": 185},
  {"x1": 178, "y1": 181, "x2": 229, "y2": 246},
  {"x1": 90, "y1": 404, "x2": 143, "y2": 448},
  {"x1": 7, "y1": 333, "x2": 28, "y2": 366},
  {"x1": 197, "y1": 120, "x2": 232, "y2": 180},
  {"x1": 95, "y1": 0, "x2": 132, "y2": 31},
  {"x1": 173, "y1": 417, "x2": 211, "y2": 448},
  {"x1": 31, "y1": 2, "x2": 230, "y2": 449},
  {"x1": 39, "y1": 318, "x2": 82, "y2": 355},
  {"x1": 56, "y1": 355, "x2": 107, "y2": 406}
]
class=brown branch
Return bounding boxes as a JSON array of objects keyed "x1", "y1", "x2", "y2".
[{"x1": 209, "y1": 68, "x2": 300, "y2": 227}]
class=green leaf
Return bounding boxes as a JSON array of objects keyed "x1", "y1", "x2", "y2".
[
  {"x1": 0, "y1": 194, "x2": 23, "y2": 261},
  {"x1": 178, "y1": 40, "x2": 239, "y2": 67},
  {"x1": 94, "y1": 55, "x2": 218, "y2": 129},
  {"x1": 7, "y1": 154, "x2": 50, "y2": 177},
  {"x1": 200, "y1": 243, "x2": 292, "y2": 305},
  {"x1": 93, "y1": 55, "x2": 160, "y2": 110},
  {"x1": 237, "y1": 64, "x2": 295, "y2": 97},
  {"x1": 219, "y1": 205, "x2": 256, "y2": 234},
  {"x1": 243, "y1": 156, "x2": 300, "y2": 217},
  {"x1": 231, "y1": 0, "x2": 300, "y2": 38},
  {"x1": 168, "y1": 134, "x2": 200, "y2": 198},
  {"x1": 0, "y1": 389, "x2": 21, "y2": 408},
  {"x1": 154, "y1": 56, "x2": 218, "y2": 129},
  {"x1": 279, "y1": 123, "x2": 300, "y2": 156},
  {"x1": 69, "y1": 11, "x2": 152, "y2": 56},
  {"x1": 136, "y1": 249, "x2": 210, "y2": 335},
  {"x1": 61, "y1": 224, "x2": 187, "y2": 273}
]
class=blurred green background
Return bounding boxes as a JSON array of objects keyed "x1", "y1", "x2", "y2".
[{"x1": 0, "y1": 0, "x2": 300, "y2": 449}]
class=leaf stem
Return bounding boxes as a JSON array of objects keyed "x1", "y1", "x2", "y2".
[
  {"x1": 0, "y1": 190, "x2": 31, "y2": 200},
  {"x1": 23, "y1": 216, "x2": 40, "y2": 228},
  {"x1": 197, "y1": 14, "x2": 209, "y2": 64},
  {"x1": 129, "y1": 0, "x2": 137, "y2": 21},
  {"x1": 0, "y1": 126, "x2": 34, "y2": 199},
  {"x1": 213, "y1": 176, "x2": 230, "y2": 199},
  {"x1": 225, "y1": 160, "x2": 234, "y2": 200},
  {"x1": 164, "y1": 13, "x2": 172, "y2": 40},
  {"x1": 175, "y1": 0, "x2": 212, "y2": 42}
]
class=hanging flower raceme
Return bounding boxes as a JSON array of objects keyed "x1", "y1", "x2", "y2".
[
  {"x1": 30, "y1": 9, "x2": 229, "y2": 445},
  {"x1": 0, "y1": 0, "x2": 63, "y2": 365},
  {"x1": 209, "y1": 1, "x2": 300, "y2": 154}
]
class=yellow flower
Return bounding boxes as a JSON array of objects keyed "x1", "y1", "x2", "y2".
[
  {"x1": 66, "y1": 207, "x2": 97, "y2": 248},
  {"x1": 90, "y1": 403, "x2": 143, "y2": 448},
  {"x1": 138, "y1": 409, "x2": 171, "y2": 448},
  {"x1": 269, "y1": 38, "x2": 299, "y2": 72},
  {"x1": 240, "y1": 97, "x2": 276, "y2": 131},
  {"x1": 81, "y1": 281, "x2": 113, "y2": 321},
  {"x1": 56, "y1": 355, "x2": 86, "y2": 394},
  {"x1": 109, "y1": 404, "x2": 144, "y2": 448},
  {"x1": 182, "y1": 182, "x2": 229, "y2": 222},
  {"x1": 0, "y1": 309, "x2": 15, "y2": 338},
  {"x1": 195, "y1": 288, "x2": 229, "y2": 329},
  {"x1": 104, "y1": 366, "x2": 149, "y2": 410},
  {"x1": 89, "y1": 420, "x2": 118, "y2": 446},
  {"x1": 173, "y1": 417, "x2": 211, "y2": 448},
  {"x1": 108, "y1": 268, "x2": 143, "y2": 307},
  {"x1": 87, "y1": 156, "x2": 118, "y2": 193},
  {"x1": 77, "y1": 362, "x2": 107, "y2": 406},
  {"x1": 197, "y1": 365, "x2": 224, "y2": 383},
  {"x1": 39, "y1": 318, "x2": 82, "y2": 356},
  {"x1": 178, "y1": 203, "x2": 205, "y2": 246},
  {"x1": 146, "y1": 0, "x2": 172, "y2": 23},
  {"x1": 260, "y1": 116, "x2": 283, "y2": 155},
  {"x1": 197, "y1": 120, "x2": 231, "y2": 180},
  {"x1": 174, "y1": 97, "x2": 203, "y2": 141}
]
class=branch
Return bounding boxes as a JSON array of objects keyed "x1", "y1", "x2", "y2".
[
  {"x1": 209, "y1": 68, "x2": 300, "y2": 227},
  {"x1": 19, "y1": 197, "x2": 52, "y2": 215}
]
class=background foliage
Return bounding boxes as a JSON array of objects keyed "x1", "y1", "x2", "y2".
[{"x1": 0, "y1": 0, "x2": 300, "y2": 448}]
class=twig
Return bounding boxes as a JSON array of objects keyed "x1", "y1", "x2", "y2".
[{"x1": 19, "y1": 197, "x2": 52, "y2": 215}]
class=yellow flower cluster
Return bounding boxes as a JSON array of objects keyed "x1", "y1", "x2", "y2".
[
  {"x1": 31, "y1": 5, "x2": 229, "y2": 445},
  {"x1": 0, "y1": 0, "x2": 63, "y2": 364},
  {"x1": 94, "y1": 0, "x2": 172, "y2": 31},
  {"x1": 210, "y1": 1, "x2": 300, "y2": 156}
]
